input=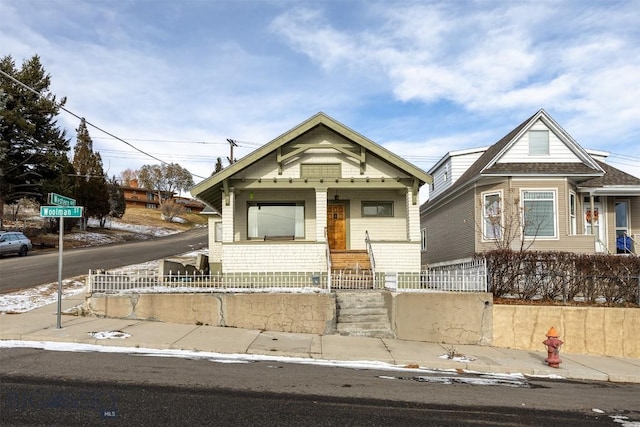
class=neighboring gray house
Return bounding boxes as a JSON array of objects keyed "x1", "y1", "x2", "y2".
[
  {"x1": 421, "y1": 109, "x2": 640, "y2": 265},
  {"x1": 191, "y1": 112, "x2": 432, "y2": 285}
]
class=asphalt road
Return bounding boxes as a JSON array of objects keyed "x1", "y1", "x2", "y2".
[
  {"x1": 0, "y1": 227, "x2": 208, "y2": 293},
  {"x1": 1, "y1": 348, "x2": 638, "y2": 425}
]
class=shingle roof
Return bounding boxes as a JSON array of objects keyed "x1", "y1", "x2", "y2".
[
  {"x1": 579, "y1": 161, "x2": 640, "y2": 187},
  {"x1": 421, "y1": 109, "x2": 634, "y2": 211},
  {"x1": 483, "y1": 162, "x2": 599, "y2": 175}
]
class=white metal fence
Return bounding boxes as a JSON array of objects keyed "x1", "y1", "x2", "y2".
[
  {"x1": 87, "y1": 259, "x2": 488, "y2": 294},
  {"x1": 383, "y1": 258, "x2": 488, "y2": 292},
  {"x1": 88, "y1": 270, "x2": 329, "y2": 293}
]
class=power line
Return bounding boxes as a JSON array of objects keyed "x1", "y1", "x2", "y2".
[{"x1": 0, "y1": 69, "x2": 209, "y2": 180}]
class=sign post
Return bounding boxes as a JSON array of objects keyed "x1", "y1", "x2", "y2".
[{"x1": 41, "y1": 195, "x2": 82, "y2": 329}]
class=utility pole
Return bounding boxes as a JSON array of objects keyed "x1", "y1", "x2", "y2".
[{"x1": 226, "y1": 138, "x2": 238, "y2": 165}]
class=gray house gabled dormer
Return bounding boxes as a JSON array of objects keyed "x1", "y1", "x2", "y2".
[{"x1": 421, "y1": 109, "x2": 640, "y2": 265}]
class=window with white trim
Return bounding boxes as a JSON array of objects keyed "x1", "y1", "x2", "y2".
[
  {"x1": 569, "y1": 192, "x2": 577, "y2": 235},
  {"x1": 214, "y1": 222, "x2": 223, "y2": 242},
  {"x1": 247, "y1": 202, "x2": 304, "y2": 239},
  {"x1": 522, "y1": 190, "x2": 556, "y2": 238},
  {"x1": 362, "y1": 201, "x2": 393, "y2": 217},
  {"x1": 483, "y1": 192, "x2": 502, "y2": 240},
  {"x1": 529, "y1": 130, "x2": 549, "y2": 155},
  {"x1": 421, "y1": 228, "x2": 427, "y2": 251}
]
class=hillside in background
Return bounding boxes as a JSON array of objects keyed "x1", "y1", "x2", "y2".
[{"x1": 2, "y1": 206, "x2": 207, "y2": 250}]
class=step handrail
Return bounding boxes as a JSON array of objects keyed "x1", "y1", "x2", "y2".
[
  {"x1": 364, "y1": 230, "x2": 376, "y2": 287},
  {"x1": 325, "y1": 227, "x2": 332, "y2": 291}
]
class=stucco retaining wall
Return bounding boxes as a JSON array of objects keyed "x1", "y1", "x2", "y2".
[
  {"x1": 85, "y1": 292, "x2": 638, "y2": 358},
  {"x1": 384, "y1": 292, "x2": 493, "y2": 345},
  {"x1": 493, "y1": 305, "x2": 640, "y2": 358},
  {"x1": 86, "y1": 293, "x2": 336, "y2": 335}
]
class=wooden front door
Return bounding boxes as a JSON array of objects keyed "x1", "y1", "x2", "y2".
[{"x1": 327, "y1": 204, "x2": 346, "y2": 250}]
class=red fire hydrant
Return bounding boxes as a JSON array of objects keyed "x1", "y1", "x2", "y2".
[{"x1": 542, "y1": 327, "x2": 563, "y2": 368}]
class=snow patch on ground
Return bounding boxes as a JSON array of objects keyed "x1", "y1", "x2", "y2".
[
  {"x1": 0, "y1": 279, "x2": 86, "y2": 313},
  {"x1": 87, "y1": 218, "x2": 178, "y2": 237},
  {"x1": 438, "y1": 354, "x2": 477, "y2": 363},
  {"x1": 610, "y1": 415, "x2": 640, "y2": 426},
  {"x1": 89, "y1": 331, "x2": 131, "y2": 340}
]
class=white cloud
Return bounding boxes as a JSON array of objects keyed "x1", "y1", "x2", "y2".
[{"x1": 1, "y1": 0, "x2": 638, "y2": 181}]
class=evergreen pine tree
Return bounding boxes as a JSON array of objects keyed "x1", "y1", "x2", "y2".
[
  {"x1": 72, "y1": 118, "x2": 110, "y2": 229},
  {"x1": 107, "y1": 175, "x2": 126, "y2": 219},
  {"x1": 0, "y1": 54, "x2": 70, "y2": 228}
]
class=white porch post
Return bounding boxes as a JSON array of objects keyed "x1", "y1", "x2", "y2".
[
  {"x1": 316, "y1": 187, "x2": 327, "y2": 242},
  {"x1": 406, "y1": 188, "x2": 420, "y2": 241},
  {"x1": 222, "y1": 188, "x2": 235, "y2": 243}
]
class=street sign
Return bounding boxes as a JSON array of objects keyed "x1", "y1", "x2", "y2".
[
  {"x1": 40, "y1": 206, "x2": 84, "y2": 218},
  {"x1": 48, "y1": 192, "x2": 76, "y2": 207}
]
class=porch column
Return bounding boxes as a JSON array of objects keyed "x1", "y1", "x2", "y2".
[
  {"x1": 222, "y1": 188, "x2": 235, "y2": 243},
  {"x1": 315, "y1": 187, "x2": 327, "y2": 242},
  {"x1": 406, "y1": 188, "x2": 420, "y2": 241}
]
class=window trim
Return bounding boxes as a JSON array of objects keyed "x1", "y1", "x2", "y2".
[
  {"x1": 521, "y1": 189, "x2": 558, "y2": 239},
  {"x1": 247, "y1": 201, "x2": 305, "y2": 239},
  {"x1": 528, "y1": 130, "x2": 550, "y2": 156},
  {"x1": 214, "y1": 222, "x2": 223, "y2": 242},
  {"x1": 569, "y1": 191, "x2": 577, "y2": 235},
  {"x1": 361, "y1": 201, "x2": 394, "y2": 217},
  {"x1": 421, "y1": 228, "x2": 427, "y2": 252},
  {"x1": 482, "y1": 190, "x2": 503, "y2": 241}
]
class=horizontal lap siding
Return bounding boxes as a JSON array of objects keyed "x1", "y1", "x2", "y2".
[
  {"x1": 499, "y1": 120, "x2": 580, "y2": 163},
  {"x1": 371, "y1": 242, "x2": 421, "y2": 271},
  {"x1": 223, "y1": 243, "x2": 326, "y2": 273},
  {"x1": 425, "y1": 190, "x2": 475, "y2": 264},
  {"x1": 349, "y1": 190, "x2": 407, "y2": 249}
]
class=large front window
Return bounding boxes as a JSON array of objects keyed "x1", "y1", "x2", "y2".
[
  {"x1": 523, "y1": 190, "x2": 556, "y2": 238},
  {"x1": 483, "y1": 192, "x2": 502, "y2": 240},
  {"x1": 248, "y1": 202, "x2": 304, "y2": 239}
]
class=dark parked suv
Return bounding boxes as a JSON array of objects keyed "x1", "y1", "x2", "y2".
[{"x1": 0, "y1": 231, "x2": 33, "y2": 257}]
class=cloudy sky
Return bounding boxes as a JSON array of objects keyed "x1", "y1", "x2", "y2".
[{"x1": 1, "y1": 0, "x2": 639, "y2": 196}]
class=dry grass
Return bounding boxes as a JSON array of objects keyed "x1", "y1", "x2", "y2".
[
  {"x1": 2, "y1": 206, "x2": 207, "y2": 250},
  {"x1": 121, "y1": 207, "x2": 206, "y2": 231}
]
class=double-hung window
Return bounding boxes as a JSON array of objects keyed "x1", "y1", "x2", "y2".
[
  {"x1": 247, "y1": 202, "x2": 304, "y2": 239},
  {"x1": 483, "y1": 192, "x2": 502, "y2": 240},
  {"x1": 523, "y1": 190, "x2": 556, "y2": 238}
]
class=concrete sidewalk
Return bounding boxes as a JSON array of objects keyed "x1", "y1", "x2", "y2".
[{"x1": 1, "y1": 294, "x2": 639, "y2": 384}]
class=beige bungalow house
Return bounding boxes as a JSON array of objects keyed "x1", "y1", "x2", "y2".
[
  {"x1": 191, "y1": 112, "x2": 432, "y2": 285},
  {"x1": 421, "y1": 109, "x2": 640, "y2": 265}
]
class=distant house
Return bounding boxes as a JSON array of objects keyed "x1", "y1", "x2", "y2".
[
  {"x1": 191, "y1": 112, "x2": 432, "y2": 284},
  {"x1": 421, "y1": 109, "x2": 640, "y2": 266},
  {"x1": 172, "y1": 196, "x2": 206, "y2": 214},
  {"x1": 121, "y1": 179, "x2": 204, "y2": 213}
]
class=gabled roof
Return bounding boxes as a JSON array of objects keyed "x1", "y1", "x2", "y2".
[
  {"x1": 191, "y1": 112, "x2": 432, "y2": 207},
  {"x1": 423, "y1": 109, "x2": 607, "y2": 208}
]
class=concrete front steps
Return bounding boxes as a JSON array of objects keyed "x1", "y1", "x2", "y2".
[{"x1": 335, "y1": 291, "x2": 395, "y2": 339}]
